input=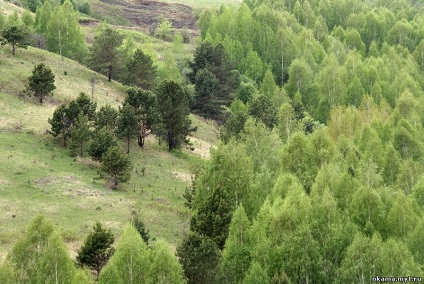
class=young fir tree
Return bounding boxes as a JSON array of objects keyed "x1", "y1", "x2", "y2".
[
  {"x1": 27, "y1": 63, "x2": 56, "y2": 104},
  {"x1": 88, "y1": 128, "x2": 118, "y2": 161},
  {"x1": 76, "y1": 222, "x2": 115, "y2": 278},
  {"x1": 100, "y1": 146, "x2": 133, "y2": 189}
]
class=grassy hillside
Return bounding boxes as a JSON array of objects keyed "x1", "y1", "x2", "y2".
[{"x1": 0, "y1": 43, "x2": 219, "y2": 261}]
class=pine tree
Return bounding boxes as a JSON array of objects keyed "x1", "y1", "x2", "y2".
[
  {"x1": 116, "y1": 104, "x2": 138, "y2": 153},
  {"x1": 1, "y1": 25, "x2": 30, "y2": 55},
  {"x1": 100, "y1": 146, "x2": 133, "y2": 189},
  {"x1": 124, "y1": 48, "x2": 157, "y2": 90},
  {"x1": 89, "y1": 26, "x2": 124, "y2": 81},
  {"x1": 76, "y1": 222, "x2": 115, "y2": 278},
  {"x1": 27, "y1": 63, "x2": 56, "y2": 104},
  {"x1": 156, "y1": 80, "x2": 192, "y2": 150}
]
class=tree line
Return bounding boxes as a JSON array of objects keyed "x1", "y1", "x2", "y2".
[{"x1": 0, "y1": 215, "x2": 186, "y2": 283}]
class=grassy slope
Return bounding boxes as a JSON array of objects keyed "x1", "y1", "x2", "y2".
[{"x1": 0, "y1": 42, "x2": 218, "y2": 261}]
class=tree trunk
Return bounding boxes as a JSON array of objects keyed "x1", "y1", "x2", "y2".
[
  {"x1": 12, "y1": 44, "x2": 15, "y2": 55},
  {"x1": 39, "y1": 96, "x2": 43, "y2": 104},
  {"x1": 108, "y1": 65, "x2": 112, "y2": 82},
  {"x1": 127, "y1": 138, "x2": 130, "y2": 154},
  {"x1": 80, "y1": 141, "x2": 83, "y2": 156},
  {"x1": 138, "y1": 134, "x2": 145, "y2": 148},
  {"x1": 112, "y1": 175, "x2": 118, "y2": 189}
]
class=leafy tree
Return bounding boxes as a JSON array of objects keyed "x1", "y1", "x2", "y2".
[
  {"x1": 219, "y1": 205, "x2": 252, "y2": 284},
  {"x1": 156, "y1": 80, "x2": 192, "y2": 150},
  {"x1": 89, "y1": 26, "x2": 124, "y2": 81},
  {"x1": 7, "y1": 215, "x2": 88, "y2": 283},
  {"x1": 177, "y1": 232, "x2": 221, "y2": 284},
  {"x1": 148, "y1": 240, "x2": 186, "y2": 284},
  {"x1": 88, "y1": 128, "x2": 118, "y2": 161},
  {"x1": 98, "y1": 224, "x2": 149, "y2": 284},
  {"x1": 189, "y1": 42, "x2": 239, "y2": 119},
  {"x1": 49, "y1": 93, "x2": 96, "y2": 147},
  {"x1": 155, "y1": 18, "x2": 173, "y2": 40},
  {"x1": 116, "y1": 104, "x2": 138, "y2": 153},
  {"x1": 95, "y1": 105, "x2": 119, "y2": 132},
  {"x1": 76, "y1": 222, "x2": 115, "y2": 278},
  {"x1": 35, "y1": 0, "x2": 52, "y2": 35},
  {"x1": 1, "y1": 25, "x2": 29, "y2": 55},
  {"x1": 7, "y1": 215, "x2": 54, "y2": 283},
  {"x1": 46, "y1": 0, "x2": 86, "y2": 60},
  {"x1": 220, "y1": 109, "x2": 248, "y2": 143},
  {"x1": 101, "y1": 146, "x2": 133, "y2": 189},
  {"x1": 124, "y1": 48, "x2": 157, "y2": 90},
  {"x1": 27, "y1": 63, "x2": 56, "y2": 104},
  {"x1": 243, "y1": 261, "x2": 269, "y2": 284}
]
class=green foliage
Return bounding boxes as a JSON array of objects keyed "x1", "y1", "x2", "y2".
[
  {"x1": 248, "y1": 95, "x2": 278, "y2": 128},
  {"x1": 27, "y1": 63, "x2": 56, "y2": 104},
  {"x1": 124, "y1": 48, "x2": 157, "y2": 90},
  {"x1": 98, "y1": 224, "x2": 149, "y2": 283},
  {"x1": 100, "y1": 145, "x2": 133, "y2": 189},
  {"x1": 219, "y1": 205, "x2": 251, "y2": 283},
  {"x1": 95, "y1": 105, "x2": 119, "y2": 132},
  {"x1": 70, "y1": 113, "x2": 91, "y2": 156},
  {"x1": 124, "y1": 87, "x2": 160, "y2": 148},
  {"x1": 46, "y1": 0, "x2": 86, "y2": 61},
  {"x1": 148, "y1": 240, "x2": 186, "y2": 284},
  {"x1": 156, "y1": 80, "x2": 192, "y2": 150},
  {"x1": 89, "y1": 26, "x2": 124, "y2": 81},
  {"x1": 155, "y1": 18, "x2": 173, "y2": 40},
  {"x1": 7, "y1": 216, "x2": 86, "y2": 283},
  {"x1": 1, "y1": 25, "x2": 30, "y2": 55},
  {"x1": 177, "y1": 232, "x2": 221, "y2": 284},
  {"x1": 189, "y1": 42, "x2": 239, "y2": 120},
  {"x1": 88, "y1": 128, "x2": 118, "y2": 161},
  {"x1": 130, "y1": 212, "x2": 150, "y2": 245},
  {"x1": 117, "y1": 104, "x2": 138, "y2": 153},
  {"x1": 76, "y1": 222, "x2": 115, "y2": 277}
]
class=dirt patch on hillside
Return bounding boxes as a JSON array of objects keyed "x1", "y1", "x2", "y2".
[{"x1": 88, "y1": 0, "x2": 198, "y2": 36}]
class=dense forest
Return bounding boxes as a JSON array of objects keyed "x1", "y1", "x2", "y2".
[{"x1": 1, "y1": 0, "x2": 424, "y2": 282}]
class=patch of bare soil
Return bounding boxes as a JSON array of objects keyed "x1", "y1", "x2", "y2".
[{"x1": 88, "y1": 0, "x2": 198, "y2": 35}]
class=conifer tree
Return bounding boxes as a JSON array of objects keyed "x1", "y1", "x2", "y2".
[
  {"x1": 76, "y1": 222, "x2": 115, "y2": 278},
  {"x1": 27, "y1": 63, "x2": 56, "y2": 104},
  {"x1": 89, "y1": 26, "x2": 124, "y2": 81}
]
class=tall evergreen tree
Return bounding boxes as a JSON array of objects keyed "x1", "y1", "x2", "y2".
[
  {"x1": 89, "y1": 26, "x2": 124, "y2": 81},
  {"x1": 124, "y1": 48, "x2": 157, "y2": 90},
  {"x1": 156, "y1": 80, "x2": 192, "y2": 150},
  {"x1": 116, "y1": 104, "x2": 138, "y2": 153}
]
